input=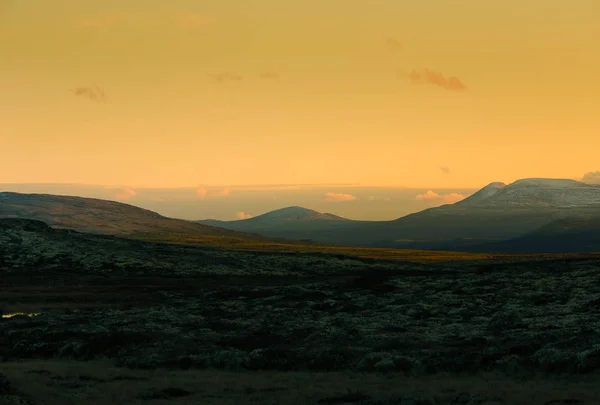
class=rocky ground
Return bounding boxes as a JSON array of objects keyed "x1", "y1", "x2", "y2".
[{"x1": 2, "y1": 219, "x2": 600, "y2": 404}]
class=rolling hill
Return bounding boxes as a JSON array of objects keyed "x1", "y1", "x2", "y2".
[
  {"x1": 375, "y1": 178, "x2": 600, "y2": 249},
  {"x1": 4, "y1": 178, "x2": 600, "y2": 254},
  {"x1": 0, "y1": 192, "x2": 269, "y2": 244},
  {"x1": 466, "y1": 216, "x2": 600, "y2": 253},
  {"x1": 196, "y1": 206, "x2": 361, "y2": 240},
  {"x1": 195, "y1": 178, "x2": 600, "y2": 252}
]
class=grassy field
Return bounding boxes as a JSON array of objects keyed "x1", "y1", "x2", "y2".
[{"x1": 130, "y1": 231, "x2": 600, "y2": 263}]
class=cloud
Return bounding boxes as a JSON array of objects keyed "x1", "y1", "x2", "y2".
[
  {"x1": 172, "y1": 12, "x2": 211, "y2": 28},
  {"x1": 260, "y1": 72, "x2": 280, "y2": 80},
  {"x1": 581, "y1": 171, "x2": 600, "y2": 184},
  {"x1": 439, "y1": 165, "x2": 451, "y2": 174},
  {"x1": 195, "y1": 185, "x2": 231, "y2": 198},
  {"x1": 230, "y1": 183, "x2": 359, "y2": 191},
  {"x1": 409, "y1": 68, "x2": 467, "y2": 91},
  {"x1": 385, "y1": 37, "x2": 402, "y2": 52},
  {"x1": 235, "y1": 211, "x2": 253, "y2": 220},
  {"x1": 196, "y1": 186, "x2": 208, "y2": 199},
  {"x1": 114, "y1": 187, "x2": 136, "y2": 201},
  {"x1": 416, "y1": 190, "x2": 465, "y2": 204},
  {"x1": 71, "y1": 86, "x2": 106, "y2": 103},
  {"x1": 368, "y1": 196, "x2": 391, "y2": 201},
  {"x1": 325, "y1": 192, "x2": 357, "y2": 202},
  {"x1": 210, "y1": 72, "x2": 243, "y2": 83},
  {"x1": 212, "y1": 187, "x2": 231, "y2": 197}
]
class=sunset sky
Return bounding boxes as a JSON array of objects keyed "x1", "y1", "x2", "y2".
[{"x1": 1, "y1": 1, "x2": 599, "y2": 195}]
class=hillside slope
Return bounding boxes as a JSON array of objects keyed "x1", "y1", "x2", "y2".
[
  {"x1": 0, "y1": 192, "x2": 266, "y2": 241},
  {"x1": 466, "y1": 216, "x2": 600, "y2": 253},
  {"x1": 196, "y1": 206, "x2": 361, "y2": 240},
  {"x1": 193, "y1": 179, "x2": 600, "y2": 252}
]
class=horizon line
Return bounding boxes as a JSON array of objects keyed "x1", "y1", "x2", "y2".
[{"x1": 0, "y1": 182, "x2": 484, "y2": 190}]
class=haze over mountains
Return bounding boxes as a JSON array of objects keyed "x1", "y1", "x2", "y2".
[
  {"x1": 2, "y1": 178, "x2": 600, "y2": 253},
  {"x1": 197, "y1": 178, "x2": 600, "y2": 252}
]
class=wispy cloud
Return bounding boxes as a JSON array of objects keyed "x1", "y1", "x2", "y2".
[
  {"x1": 195, "y1": 185, "x2": 231, "y2": 198},
  {"x1": 416, "y1": 190, "x2": 465, "y2": 204},
  {"x1": 368, "y1": 196, "x2": 391, "y2": 201},
  {"x1": 113, "y1": 187, "x2": 136, "y2": 201},
  {"x1": 212, "y1": 187, "x2": 231, "y2": 197},
  {"x1": 439, "y1": 165, "x2": 451, "y2": 174},
  {"x1": 196, "y1": 185, "x2": 208, "y2": 199},
  {"x1": 235, "y1": 211, "x2": 253, "y2": 219},
  {"x1": 409, "y1": 68, "x2": 467, "y2": 91},
  {"x1": 210, "y1": 72, "x2": 243, "y2": 83},
  {"x1": 220, "y1": 183, "x2": 360, "y2": 192},
  {"x1": 325, "y1": 192, "x2": 357, "y2": 202},
  {"x1": 259, "y1": 72, "x2": 280, "y2": 80},
  {"x1": 71, "y1": 86, "x2": 106, "y2": 103},
  {"x1": 581, "y1": 171, "x2": 600, "y2": 184},
  {"x1": 385, "y1": 37, "x2": 402, "y2": 52}
]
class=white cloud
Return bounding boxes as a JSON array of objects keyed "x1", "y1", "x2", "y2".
[
  {"x1": 415, "y1": 190, "x2": 465, "y2": 204},
  {"x1": 195, "y1": 185, "x2": 231, "y2": 199},
  {"x1": 114, "y1": 187, "x2": 136, "y2": 201},
  {"x1": 325, "y1": 192, "x2": 357, "y2": 202}
]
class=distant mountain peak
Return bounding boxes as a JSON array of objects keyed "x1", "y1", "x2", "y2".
[
  {"x1": 249, "y1": 206, "x2": 348, "y2": 221},
  {"x1": 456, "y1": 181, "x2": 506, "y2": 205},
  {"x1": 458, "y1": 177, "x2": 600, "y2": 208},
  {"x1": 508, "y1": 178, "x2": 586, "y2": 188},
  {"x1": 485, "y1": 181, "x2": 507, "y2": 188}
]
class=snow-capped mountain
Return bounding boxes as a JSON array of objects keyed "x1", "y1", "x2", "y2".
[
  {"x1": 457, "y1": 178, "x2": 600, "y2": 208},
  {"x1": 196, "y1": 178, "x2": 600, "y2": 252}
]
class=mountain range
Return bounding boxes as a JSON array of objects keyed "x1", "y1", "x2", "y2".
[
  {"x1": 197, "y1": 178, "x2": 600, "y2": 252},
  {"x1": 2, "y1": 178, "x2": 600, "y2": 253}
]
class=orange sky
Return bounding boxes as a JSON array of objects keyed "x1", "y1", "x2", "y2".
[{"x1": 1, "y1": 0, "x2": 599, "y2": 188}]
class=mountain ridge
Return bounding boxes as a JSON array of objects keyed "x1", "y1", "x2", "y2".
[
  {"x1": 194, "y1": 178, "x2": 600, "y2": 251},
  {"x1": 198, "y1": 206, "x2": 349, "y2": 224},
  {"x1": 0, "y1": 191, "x2": 269, "y2": 242},
  {"x1": 457, "y1": 177, "x2": 600, "y2": 207},
  {"x1": 4, "y1": 177, "x2": 600, "y2": 253}
]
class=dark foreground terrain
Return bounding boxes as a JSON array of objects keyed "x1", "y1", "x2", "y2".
[{"x1": 2, "y1": 219, "x2": 600, "y2": 404}]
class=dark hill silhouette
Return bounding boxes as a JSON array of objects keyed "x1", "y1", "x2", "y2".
[
  {"x1": 0, "y1": 192, "x2": 267, "y2": 242},
  {"x1": 195, "y1": 178, "x2": 600, "y2": 252},
  {"x1": 196, "y1": 206, "x2": 360, "y2": 240},
  {"x1": 465, "y1": 216, "x2": 600, "y2": 253}
]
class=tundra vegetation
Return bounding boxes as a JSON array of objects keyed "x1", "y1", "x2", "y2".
[{"x1": 2, "y1": 219, "x2": 600, "y2": 404}]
